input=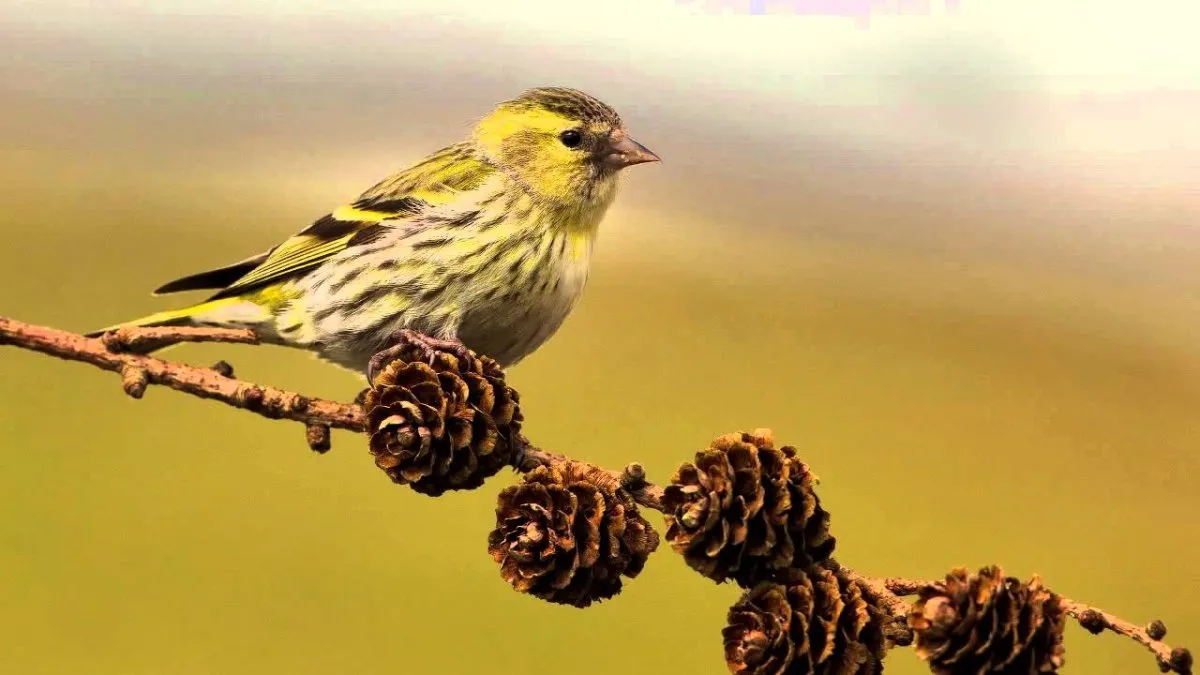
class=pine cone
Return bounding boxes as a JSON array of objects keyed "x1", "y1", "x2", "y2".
[
  {"x1": 663, "y1": 429, "x2": 835, "y2": 585},
  {"x1": 362, "y1": 349, "x2": 522, "y2": 496},
  {"x1": 909, "y1": 566, "x2": 1067, "y2": 674},
  {"x1": 723, "y1": 565, "x2": 886, "y2": 675},
  {"x1": 487, "y1": 463, "x2": 659, "y2": 607}
]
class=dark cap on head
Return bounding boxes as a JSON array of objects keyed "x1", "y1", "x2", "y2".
[{"x1": 508, "y1": 87, "x2": 623, "y2": 127}]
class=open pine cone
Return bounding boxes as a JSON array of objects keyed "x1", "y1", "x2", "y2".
[
  {"x1": 487, "y1": 463, "x2": 659, "y2": 607},
  {"x1": 362, "y1": 348, "x2": 522, "y2": 496},
  {"x1": 663, "y1": 429, "x2": 835, "y2": 586},
  {"x1": 909, "y1": 566, "x2": 1067, "y2": 675},
  {"x1": 723, "y1": 565, "x2": 886, "y2": 675}
]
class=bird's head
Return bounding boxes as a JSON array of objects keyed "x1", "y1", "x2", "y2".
[{"x1": 472, "y1": 87, "x2": 659, "y2": 204}]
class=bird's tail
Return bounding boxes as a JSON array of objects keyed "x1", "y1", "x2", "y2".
[{"x1": 85, "y1": 297, "x2": 260, "y2": 354}]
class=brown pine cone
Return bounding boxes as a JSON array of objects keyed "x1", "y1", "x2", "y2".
[
  {"x1": 362, "y1": 349, "x2": 522, "y2": 496},
  {"x1": 723, "y1": 565, "x2": 886, "y2": 675},
  {"x1": 663, "y1": 429, "x2": 835, "y2": 586},
  {"x1": 909, "y1": 566, "x2": 1067, "y2": 674},
  {"x1": 487, "y1": 463, "x2": 659, "y2": 607}
]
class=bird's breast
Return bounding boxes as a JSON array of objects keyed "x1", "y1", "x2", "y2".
[{"x1": 453, "y1": 225, "x2": 593, "y2": 366}]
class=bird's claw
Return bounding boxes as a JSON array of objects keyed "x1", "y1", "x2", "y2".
[
  {"x1": 397, "y1": 330, "x2": 474, "y2": 364},
  {"x1": 365, "y1": 330, "x2": 473, "y2": 384},
  {"x1": 366, "y1": 345, "x2": 401, "y2": 385}
]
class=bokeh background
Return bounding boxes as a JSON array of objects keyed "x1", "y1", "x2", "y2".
[{"x1": 2, "y1": 1, "x2": 1198, "y2": 673}]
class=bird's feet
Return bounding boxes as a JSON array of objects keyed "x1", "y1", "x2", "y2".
[{"x1": 366, "y1": 329, "x2": 474, "y2": 384}]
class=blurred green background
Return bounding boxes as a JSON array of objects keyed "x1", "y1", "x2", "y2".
[{"x1": 2, "y1": 1, "x2": 1198, "y2": 673}]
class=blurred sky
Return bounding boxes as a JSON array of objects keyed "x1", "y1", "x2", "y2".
[
  {"x1": 1, "y1": 2, "x2": 1198, "y2": 674},
  {"x1": 3, "y1": 0, "x2": 1198, "y2": 286}
]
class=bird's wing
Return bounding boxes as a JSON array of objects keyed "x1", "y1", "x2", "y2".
[
  {"x1": 153, "y1": 143, "x2": 494, "y2": 300},
  {"x1": 202, "y1": 214, "x2": 388, "y2": 300},
  {"x1": 152, "y1": 252, "x2": 271, "y2": 295}
]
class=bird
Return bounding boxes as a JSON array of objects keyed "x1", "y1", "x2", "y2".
[{"x1": 90, "y1": 87, "x2": 659, "y2": 380}]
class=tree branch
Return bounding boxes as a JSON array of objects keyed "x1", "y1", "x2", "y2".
[
  {"x1": 0, "y1": 314, "x2": 1190, "y2": 673},
  {"x1": 0, "y1": 316, "x2": 364, "y2": 435}
]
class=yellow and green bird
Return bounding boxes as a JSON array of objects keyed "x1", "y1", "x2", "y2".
[{"x1": 92, "y1": 87, "x2": 659, "y2": 377}]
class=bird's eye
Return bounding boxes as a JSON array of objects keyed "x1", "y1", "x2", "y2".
[{"x1": 559, "y1": 129, "x2": 583, "y2": 148}]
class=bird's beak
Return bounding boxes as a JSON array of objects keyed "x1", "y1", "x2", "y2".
[{"x1": 603, "y1": 130, "x2": 660, "y2": 169}]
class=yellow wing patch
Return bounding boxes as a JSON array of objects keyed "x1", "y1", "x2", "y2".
[
  {"x1": 213, "y1": 236, "x2": 350, "y2": 297},
  {"x1": 199, "y1": 144, "x2": 496, "y2": 301},
  {"x1": 331, "y1": 206, "x2": 395, "y2": 222},
  {"x1": 208, "y1": 216, "x2": 380, "y2": 300}
]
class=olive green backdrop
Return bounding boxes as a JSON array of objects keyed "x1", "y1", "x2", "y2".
[{"x1": 2, "y1": 2, "x2": 1198, "y2": 673}]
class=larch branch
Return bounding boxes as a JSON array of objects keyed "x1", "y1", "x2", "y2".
[
  {"x1": 0, "y1": 316, "x2": 365, "y2": 433},
  {"x1": 877, "y1": 576, "x2": 1192, "y2": 673},
  {"x1": 0, "y1": 314, "x2": 1190, "y2": 673}
]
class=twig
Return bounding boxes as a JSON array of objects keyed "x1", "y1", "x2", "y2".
[
  {"x1": 846, "y1": 569, "x2": 916, "y2": 647},
  {"x1": 0, "y1": 316, "x2": 364, "y2": 433},
  {"x1": 0, "y1": 314, "x2": 1189, "y2": 673},
  {"x1": 101, "y1": 325, "x2": 258, "y2": 353},
  {"x1": 1061, "y1": 600, "x2": 1191, "y2": 673},
  {"x1": 877, "y1": 576, "x2": 1192, "y2": 673},
  {"x1": 880, "y1": 577, "x2": 926, "y2": 596},
  {"x1": 518, "y1": 444, "x2": 666, "y2": 512}
]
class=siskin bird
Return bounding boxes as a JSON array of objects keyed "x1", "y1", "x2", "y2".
[{"x1": 91, "y1": 87, "x2": 659, "y2": 378}]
